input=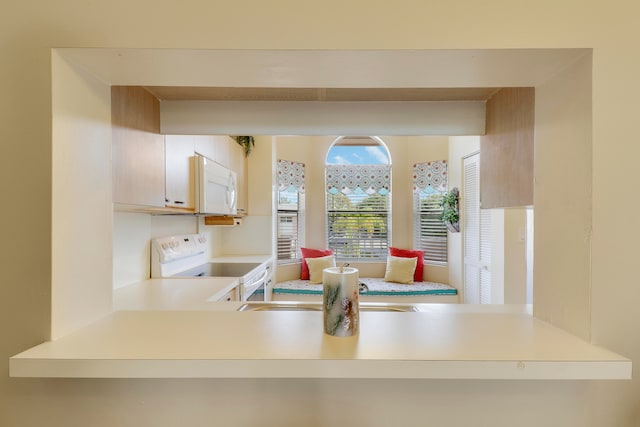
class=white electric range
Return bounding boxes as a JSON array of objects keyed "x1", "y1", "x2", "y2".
[{"x1": 150, "y1": 234, "x2": 271, "y2": 301}]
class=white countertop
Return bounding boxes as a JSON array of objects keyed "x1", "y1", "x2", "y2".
[
  {"x1": 114, "y1": 253, "x2": 273, "y2": 310},
  {"x1": 113, "y1": 277, "x2": 240, "y2": 310},
  {"x1": 10, "y1": 303, "x2": 631, "y2": 380}
]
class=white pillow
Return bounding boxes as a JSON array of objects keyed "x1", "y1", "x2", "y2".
[
  {"x1": 384, "y1": 255, "x2": 417, "y2": 284},
  {"x1": 305, "y1": 255, "x2": 336, "y2": 283}
]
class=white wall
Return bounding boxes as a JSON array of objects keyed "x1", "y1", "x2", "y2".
[
  {"x1": 51, "y1": 51, "x2": 113, "y2": 339},
  {"x1": 112, "y1": 212, "x2": 151, "y2": 289},
  {"x1": 534, "y1": 53, "x2": 592, "y2": 339},
  {"x1": 485, "y1": 208, "x2": 529, "y2": 305},
  {"x1": 161, "y1": 100, "x2": 486, "y2": 136},
  {"x1": 112, "y1": 211, "x2": 201, "y2": 289},
  {"x1": 490, "y1": 209, "x2": 505, "y2": 304},
  {"x1": 4, "y1": 2, "x2": 640, "y2": 426},
  {"x1": 504, "y1": 209, "x2": 528, "y2": 304},
  {"x1": 217, "y1": 135, "x2": 274, "y2": 256}
]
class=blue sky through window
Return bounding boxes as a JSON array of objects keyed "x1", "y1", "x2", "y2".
[{"x1": 326, "y1": 145, "x2": 389, "y2": 165}]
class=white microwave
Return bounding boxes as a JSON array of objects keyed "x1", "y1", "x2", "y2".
[{"x1": 194, "y1": 154, "x2": 237, "y2": 215}]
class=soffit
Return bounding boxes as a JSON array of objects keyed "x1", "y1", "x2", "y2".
[
  {"x1": 144, "y1": 86, "x2": 501, "y2": 102},
  {"x1": 57, "y1": 48, "x2": 590, "y2": 88}
]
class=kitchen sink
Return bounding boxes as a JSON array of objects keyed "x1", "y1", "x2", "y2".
[{"x1": 237, "y1": 302, "x2": 420, "y2": 312}]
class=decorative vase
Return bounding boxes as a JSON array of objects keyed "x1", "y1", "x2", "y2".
[{"x1": 322, "y1": 267, "x2": 359, "y2": 337}]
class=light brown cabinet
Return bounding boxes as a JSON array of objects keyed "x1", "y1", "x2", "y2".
[
  {"x1": 480, "y1": 87, "x2": 534, "y2": 209},
  {"x1": 112, "y1": 86, "x2": 165, "y2": 208}
]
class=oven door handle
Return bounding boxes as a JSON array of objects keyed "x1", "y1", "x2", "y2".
[{"x1": 246, "y1": 268, "x2": 269, "y2": 289}]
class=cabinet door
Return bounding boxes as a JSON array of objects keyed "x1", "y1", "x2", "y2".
[
  {"x1": 219, "y1": 286, "x2": 238, "y2": 302},
  {"x1": 228, "y1": 138, "x2": 248, "y2": 215},
  {"x1": 165, "y1": 135, "x2": 195, "y2": 209},
  {"x1": 112, "y1": 86, "x2": 165, "y2": 207}
]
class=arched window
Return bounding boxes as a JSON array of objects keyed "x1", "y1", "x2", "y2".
[{"x1": 325, "y1": 137, "x2": 391, "y2": 261}]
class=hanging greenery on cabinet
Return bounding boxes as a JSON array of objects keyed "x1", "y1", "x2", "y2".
[
  {"x1": 232, "y1": 136, "x2": 255, "y2": 157},
  {"x1": 441, "y1": 187, "x2": 460, "y2": 233}
]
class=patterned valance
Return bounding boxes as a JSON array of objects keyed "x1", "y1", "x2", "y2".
[
  {"x1": 277, "y1": 159, "x2": 305, "y2": 193},
  {"x1": 326, "y1": 164, "x2": 391, "y2": 195},
  {"x1": 413, "y1": 160, "x2": 447, "y2": 193}
]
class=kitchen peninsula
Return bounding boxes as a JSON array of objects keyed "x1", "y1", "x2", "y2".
[{"x1": 10, "y1": 303, "x2": 630, "y2": 380}]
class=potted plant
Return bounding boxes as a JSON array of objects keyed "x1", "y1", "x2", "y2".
[
  {"x1": 232, "y1": 136, "x2": 255, "y2": 157},
  {"x1": 441, "y1": 187, "x2": 460, "y2": 233}
]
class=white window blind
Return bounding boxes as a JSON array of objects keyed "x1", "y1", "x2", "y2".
[
  {"x1": 413, "y1": 161, "x2": 448, "y2": 263},
  {"x1": 327, "y1": 190, "x2": 389, "y2": 260},
  {"x1": 326, "y1": 163, "x2": 391, "y2": 261},
  {"x1": 277, "y1": 160, "x2": 305, "y2": 263},
  {"x1": 415, "y1": 192, "x2": 448, "y2": 263}
]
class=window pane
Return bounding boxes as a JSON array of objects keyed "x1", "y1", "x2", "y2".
[
  {"x1": 328, "y1": 212, "x2": 388, "y2": 260},
  {"x1": 277, "y1": 211, "x2": 298, "y2": 261},
  {"x1": 278, "y1": 188, "x2": 298, "y2": 210},
  {"x1": 327, "y1": 190, "x2": 389, "y2": 261}
]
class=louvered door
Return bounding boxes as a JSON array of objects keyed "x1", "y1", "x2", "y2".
[{"x1": 463, "y1": 153, "x2": 492, "y2": 304}]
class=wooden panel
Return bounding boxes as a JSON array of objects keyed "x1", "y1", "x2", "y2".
[
  {"x1": 112, "y1": 86, "x2": 160, "y2": 132},
  {"x1": 112, "y1": 86, "x2": 165, "y2": 207},
  {"x1": 204, "y1": 215, "x2": 238, "y2": 226},
  {"x1": 145, "y1": 86, "x2": 501, "y2": 102},
  {"x1": 480, "y1": 87, "x2": 534, "y2": 208}
]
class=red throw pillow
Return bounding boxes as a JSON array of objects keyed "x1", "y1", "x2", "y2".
[
  {"x1": 389, "y1": 247, "x2": 424, "y2": 282},
  {"x1": 300, "y1": 247, "x2": 334, "y2": 280}
]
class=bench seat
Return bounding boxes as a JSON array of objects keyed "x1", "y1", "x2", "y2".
[{"x1": 271, "y1": 277, "x2": 458, "y2": 303}]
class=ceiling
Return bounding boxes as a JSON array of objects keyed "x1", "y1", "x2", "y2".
[{"x1": 144, "y1": 86, "x2": 502, "y2": 102}]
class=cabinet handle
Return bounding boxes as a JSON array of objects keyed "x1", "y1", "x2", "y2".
[{"x1": 174, "y1": 201, "x2": 184, "y2": 204}]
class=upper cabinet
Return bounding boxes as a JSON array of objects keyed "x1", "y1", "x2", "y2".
[
  {"x1": 112, "y1": 86, "x2": 248, "y2": 215},
  {"x1": 112, "y1": 86, "x2": 165, "y2": 208},
  {"x1": 165, "y1": 135, "x2": 196, "y2": 210},
  {"x1": 165, "y1": 134, "x2": 248, "y2": 215},
  {"x1": 480, "y1": 87, "x2": 534, "y2": 209},
  {"x1": 228, "y1": 139, "x2": 248, "y2": 216}
]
